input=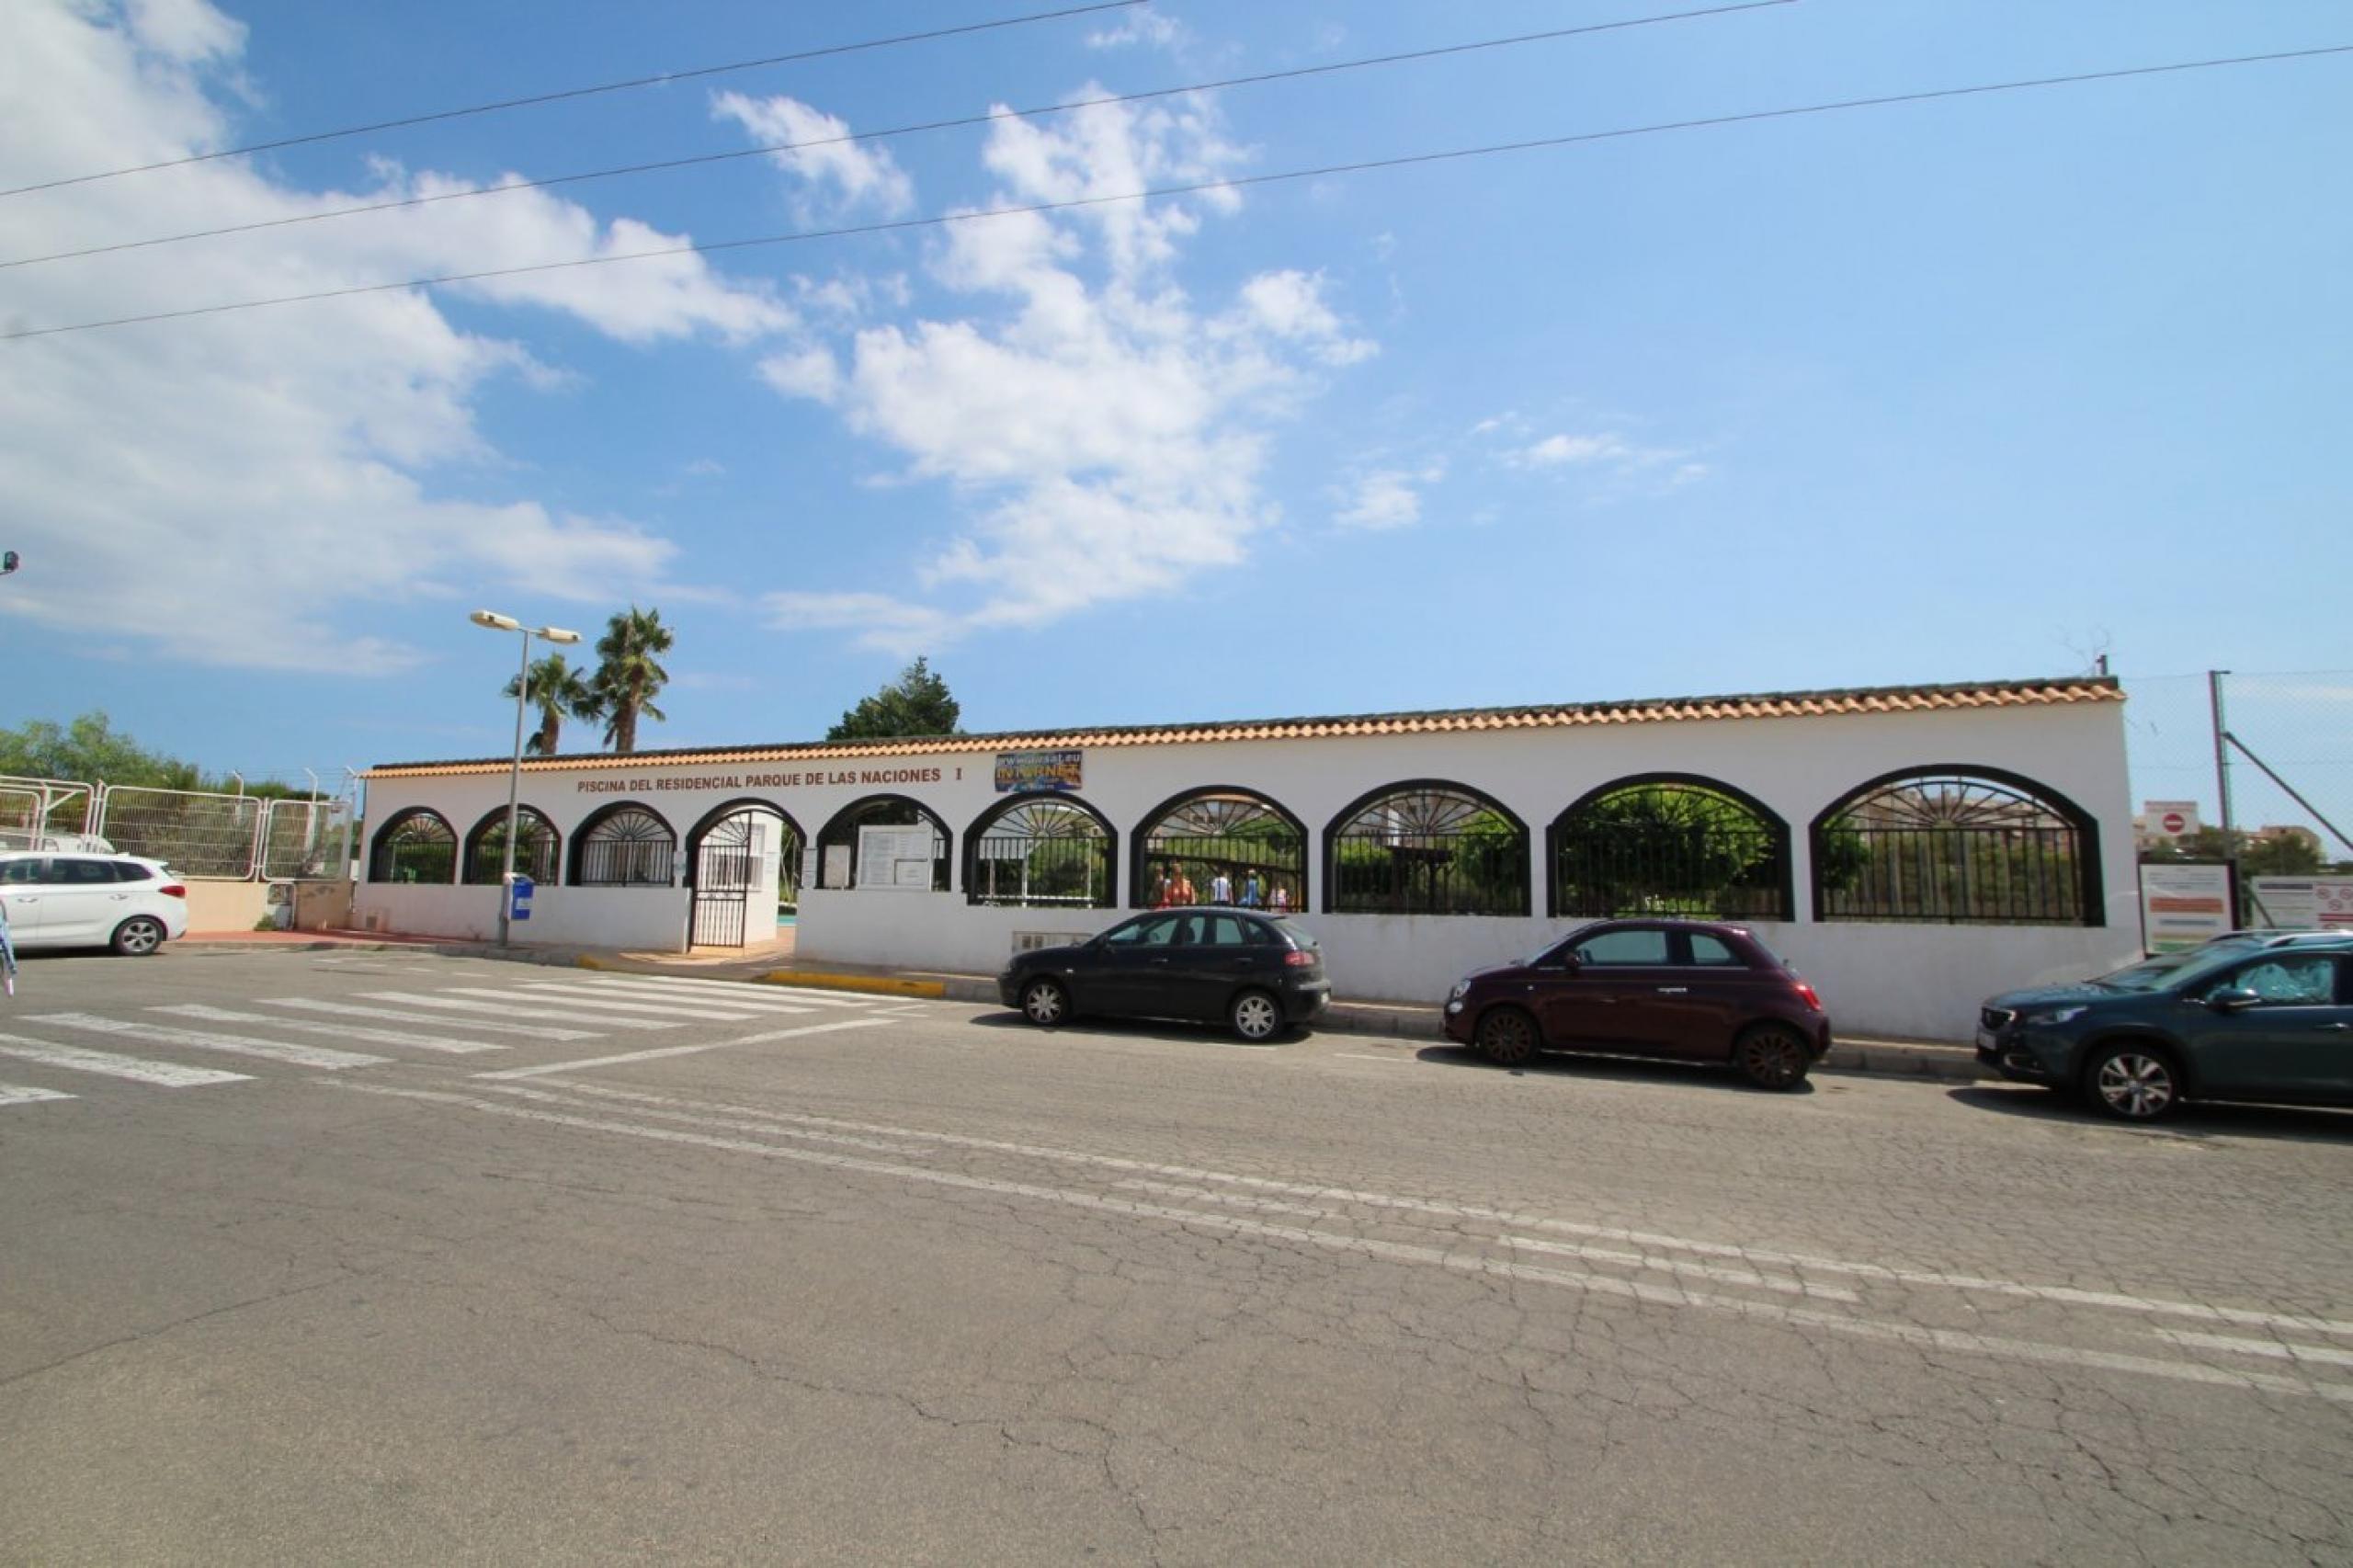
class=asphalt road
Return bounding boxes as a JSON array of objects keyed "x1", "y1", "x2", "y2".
[{"x1": 3, "y1": 948, "x2": 2350, "y2": 1566}]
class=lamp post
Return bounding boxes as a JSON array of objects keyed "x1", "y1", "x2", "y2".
[{"x1": 472, "y1": 609, "x2": 582, "y2": 946}]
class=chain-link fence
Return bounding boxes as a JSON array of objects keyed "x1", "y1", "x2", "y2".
[
  {"x1": 260, "y1": 797, "x2": 354, "y2": 880},
  {"x1": 97, "y1": 787, "x2": 265, "y2": 879},
  {"x1": 0, "y1": 778, "x2": 97, "y2": 850},
  {"x1": 2121, "y1": 667, "x2": 2353, "y2": 874}
]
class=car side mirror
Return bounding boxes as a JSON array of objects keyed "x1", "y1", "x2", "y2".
[{"x1": 2206, "y1": 988, "x2": 2261, "y2": 1013}]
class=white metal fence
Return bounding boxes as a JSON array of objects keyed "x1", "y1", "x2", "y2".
[{"x1": 0, "y1": 773, "x2": 353, "y2": 881}]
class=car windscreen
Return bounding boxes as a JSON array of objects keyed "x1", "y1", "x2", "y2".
[{"x1": 2092, "y1": 948, "x2": 2244, "y2": 994}]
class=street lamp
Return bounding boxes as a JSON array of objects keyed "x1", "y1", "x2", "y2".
[{"x1": 472, "y1": 609, "x2": 582, "y2": 945}]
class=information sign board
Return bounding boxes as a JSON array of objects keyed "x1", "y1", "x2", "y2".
[{"x1": 2139, "y1": 862, "x2": 2234, "y2": 951}]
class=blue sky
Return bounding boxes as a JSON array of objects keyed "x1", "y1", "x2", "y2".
[{"x1": 1, "y1": 0, "x2": 2347, "y2": 804}]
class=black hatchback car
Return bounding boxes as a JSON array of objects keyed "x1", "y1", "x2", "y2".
[
  {"x1": 998, "y1": 907, "x2": 1331, "y2": 1041},
  {"x1": 1977, "y1": 932, "x2": 2353, "y2": 1121},
  {"x1": 1442, "y1": 919, "x2": 1833, "y2": 1089}
]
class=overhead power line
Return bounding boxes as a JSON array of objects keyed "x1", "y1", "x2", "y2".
[
  {"x1": 0, "y1": 1, "x2": 1797, "y2": 272},
  {"x1": 6, "y1": 43, "x2": 2346, "y2": 345},
  {"x1": 0, "y1": 0, "x2": 1147, "y2": 200}
]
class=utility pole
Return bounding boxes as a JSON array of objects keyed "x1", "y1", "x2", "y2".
[{"x1": 2208, "y1": 670, "x2": 2238, "y2": 921}]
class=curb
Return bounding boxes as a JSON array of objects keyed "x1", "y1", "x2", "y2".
[{"x1": 755, "y1": 970, "x2": 949, "y2": 1000}]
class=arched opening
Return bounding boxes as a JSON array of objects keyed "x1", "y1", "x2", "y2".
[
  {"x1": 1131, "y1": 786, "x2": 1307, "y2": 911},
  {"x1": 568, "y1": 801, "x2": 677, "y2": 888},
  {"x1": 368, "y1": 808, "x2": 457, "y2": 884},
  {"x1": 813, "y1": 794, "x2": 950, "y2": 892},
  {"x1": 1324, "y1": 780, "x2": 1529, "y2": 916},
  {"x1": 462, "y1": 805, "x2": 561, "y2": 886},
  {"x1": 1548, "y1": 774, "x2": 1792, "y2": 921},
  {"x1": 965, "y1": 795, "x2": 1116, "y2": 909},
  {"x1": 683, "y1": 799, "x2": 804, "y2": 948},
  {"x1": 1811, "y1": 766, "x2": 2102, "y2": 926}
]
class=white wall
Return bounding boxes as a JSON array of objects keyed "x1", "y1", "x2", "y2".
[
  {"x1": 352, "y1": 883, "x2": 688, "y2": 951},
  {"x1": 801, "y1": 894, "x2": 2125, "y2": 1040},
  {"x1": 360, "y1": 694, "x2": 2143, "y2": 1037}
]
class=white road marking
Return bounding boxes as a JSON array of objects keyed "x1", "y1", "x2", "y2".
[
  {"x1": 355, "y1": 993, "x2": 681, "y2": 1030},
  {"x1": 0, "y1": 1084, "x2": 76, "y2": 1107},
  {"x1": 427, "y1": 983, "x2": 748, "y2": 1021},
  {"x1": 1333, "y1": 1051, "x2": 1409, "y2": 1063},
  {"x1": 26, "y1": 1013, "x2": 386, "y2": 1071},
  {"x1": 559, "y1": 976, "x2": 835, "y2": 1013},
  {"x1": 493, "y1": 983, "x2": 772, "y2": 1020},
  {"x1": 1108, "y1": 1177, "x2": 1856, "y2": 1301},
  {"x1": 2154, "y1": 1330, "x2": 2353, "y2": 1369},
  {"x1": 457, "y1": 1082, "x2": 2353, "y2": 1341},
  {"x1": 582, "y1": 974, "x2": 885, "y2": 1010},
  {"x1": 262, "y1": 997, "x2": 600, "y2": 1040},
  {"x1": 331, "y1": 1079, "x2": 2353, "y2": 1407},
  {"x1": 149, "y1": 1004, "x2": 505, "y2": 1055},
  {"x1": 470, "y1": 1017, "x2": 889, "y2": 1080},
  {"x1": 481, "y1": 1082, "x2": 936, "y2": 1155},
  {"x1": 0, "y1": 1035, "x2": 252, "y2": 1087}
]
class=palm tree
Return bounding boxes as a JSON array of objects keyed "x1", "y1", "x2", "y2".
[
  {"x1": 593, "y1": 606, "x2": 673, "y2": 754},
  {"x1": 501, "y1": 653, "x2": 599, "y2": 756}
]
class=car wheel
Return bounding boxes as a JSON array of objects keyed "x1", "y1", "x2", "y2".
[
  {"x1": 1733, "y1": 1024, "x2": 1811, "y2": 1090},
  {"x1": 1019, "y1": 977, "x2": 1070, "y2": 1028},
  {"x1": 1474, "y1": 1007, "x2": 1540, "y2": 1067},
  {"x1": 1230, "y1": 989, "x2": 1282, "y2": 1042},
  {"x1": 110, "y1": 915, "x2": 166, "y2": 957},
  {"x1": 2084, "y1": 1042, "x2": 2181, "y2": 1122}
]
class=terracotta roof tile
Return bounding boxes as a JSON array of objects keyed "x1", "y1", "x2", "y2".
[{"x1": 359, "y1": 675, "x2": 2124, "y2": 780}]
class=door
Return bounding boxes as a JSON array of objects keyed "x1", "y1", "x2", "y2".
[
  {"x1": 1192, "y1": 912, "x2": 1285, "y2": 1019},
  {"x1": 0, "y1": 857, "x2": 44, "y2": 942},
  {"x1": 1088, "y1": 913, "x2": 1187, "y2": 1016},
  {"x1": 1656, "y1": 929, "x2": 1769, "y2": 1062},
  {"x1": 35, "y1": 857, "x2": 126, "y2": 944},
  {"x1": 1535, "y1": 926, "x2": 1678, "y2": 1051},
  {"x1": 2178, "y1": 954, "x2": 2349, "y2": 1101}
]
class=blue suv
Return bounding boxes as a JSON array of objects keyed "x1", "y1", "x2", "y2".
[{"x1": 1976, "y1": 933, "x2": 2353, "y2": 1120}]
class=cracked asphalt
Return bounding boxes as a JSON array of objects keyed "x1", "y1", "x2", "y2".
[{"x1": 3, "y1": 948, "x2": 2351, "y2": 1565}]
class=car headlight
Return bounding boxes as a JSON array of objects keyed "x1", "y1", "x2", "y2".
[
  {"x1": 2027, "y1": 1005, "x2": 2088, "y2": 1025},
  {"x1": 1449, "y1": 979, "x2": 1469, "y2": 1001}
]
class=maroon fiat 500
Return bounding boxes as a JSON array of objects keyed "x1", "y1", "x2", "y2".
[{"x1": 1441, "y1": 918, "x2": 1832, "y2": 1089}]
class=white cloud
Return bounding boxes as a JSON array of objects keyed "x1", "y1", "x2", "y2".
[
  {"x1": 1335, "y1": 466, "x2": 1441, "y2": 531},
  {"x1": 0, "y1": 0, "x2": 783, "y2": 669},
  {"x1": 710, "y1": 92, "x2": 915, "y2": 219},
  {"x1": 1516, "y1": 432, "x2": 1633, "y2": 468},
  {"x1": 1086, "y1": 12, "x2": 1187, "y2": 51},
  {"x1": 1226, "y1": 269, "x2": 1377, "y2": 366},
  {"x1": 1502, "y1": 428, "x2": 1706, "y2": 492},
  {"x1": 758, "y1": 92, "x2": 1373, "y2": 653}
]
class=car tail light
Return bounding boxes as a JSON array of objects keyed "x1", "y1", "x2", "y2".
[
  {"x1": 1284, "y1": 949, "x2": 1317, "y2": 967},
  {"x1": 1791, "y1": 980, "x2": 1821, "y2": 1010},
  {"x1": 158, "y1": 883, "x2": 188, "y2": 899}
]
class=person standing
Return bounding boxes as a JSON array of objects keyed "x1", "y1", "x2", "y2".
[
  {"x1": 1240, "y1": 871, "x2": 1261, "y2": 908},
  {"x1": 1209, "y1": 869, "x2": 1233, "y2": 905},
  {"x1": 1269, "y1": 882, "x2": 1290, "y2": 914},
  {"x1": 1169, "y1": 867, "x2": 1197, "y2": 906}
]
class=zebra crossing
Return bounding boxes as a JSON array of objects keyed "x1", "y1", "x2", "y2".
[{"x1": 0, "y1": 972, "x2": 926, "y2": 1112}]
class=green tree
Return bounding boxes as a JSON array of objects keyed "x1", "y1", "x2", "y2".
[
  {"x1": 0, "y1": 711, "x2": 200, "y2": 790},
  {"x1": 503, "y1": 652, "x2": 599, "y2": 756},
  {"x1": 827, "y1": 656, "x2": 964, "y2": 741},
  {"x1": 592, "y1": 607, "x2": 674, "y2": 755}
]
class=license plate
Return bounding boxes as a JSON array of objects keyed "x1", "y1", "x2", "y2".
[{"x1": 1974, "y1": 1028, "x2": 1995, "y2": 1051}]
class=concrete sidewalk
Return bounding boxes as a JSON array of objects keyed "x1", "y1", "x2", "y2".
[{"x1": 178, "y1": 927, "x2": 1987, "y2": 1084}]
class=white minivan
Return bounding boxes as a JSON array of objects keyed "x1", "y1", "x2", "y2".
[{"x1": 0, "y1": 852, "x2": 189, "y2": 955}]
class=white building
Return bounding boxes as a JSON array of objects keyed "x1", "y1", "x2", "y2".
[{"x1": 355, "y1": 675, "x2": 2138, "y2": 1040}]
